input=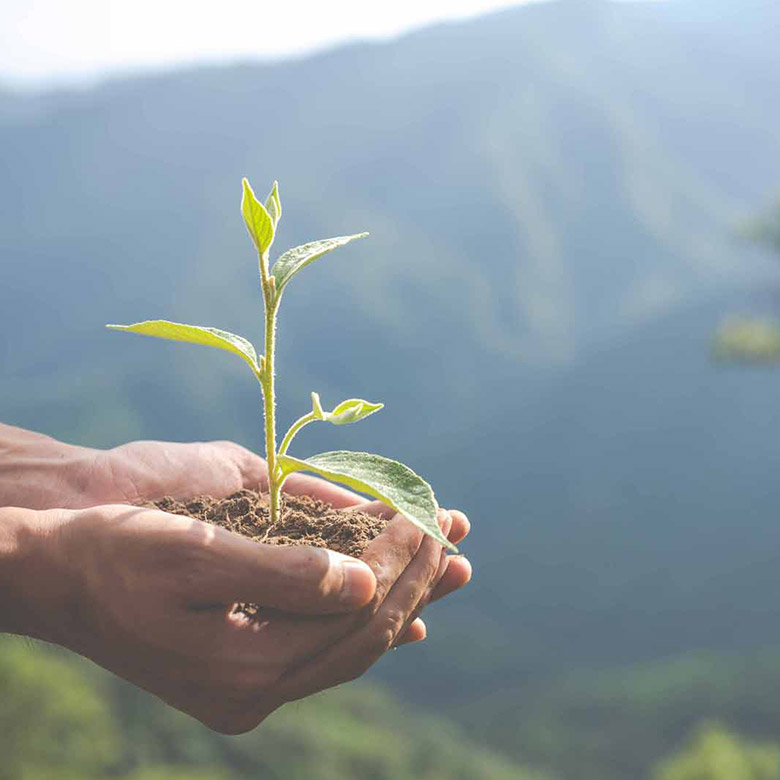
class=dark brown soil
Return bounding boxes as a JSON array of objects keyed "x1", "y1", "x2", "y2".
[{"x1": 151, "y1": 489, "x2": 388, "y2": 558}]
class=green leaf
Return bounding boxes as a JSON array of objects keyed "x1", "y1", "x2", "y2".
[
  {"x1": 311, "y1": 392, "x2": 384, "y2": 425},
  {"x1": 241, "y1": 177, "x2": 275, "y2": 254},
  {"x1": 278, "y1": 450, "x2": 454, "y2": 550},
  {"x1": 106, "y1": 320, "x2": 262, "y2": 374},
  {"x1": 271, "y1": 233, "x2": 369, "y2": 294},
  {"x1": 265, "y1": 180, "x2": 282, "y2": 227}
]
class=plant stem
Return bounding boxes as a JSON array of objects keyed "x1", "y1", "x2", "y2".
[
  {"x1": 278, "y1": 411, "x2": 317, "y2": 457},
  {"x1": 259, "y1": 253, "x2": 281, "y2": 525}
]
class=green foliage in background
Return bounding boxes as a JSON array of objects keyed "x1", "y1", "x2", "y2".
[
  {"x1": 120, "y1": 769, "x2": 229, "y2": 780},
  {"x1": 742, "y1": 201, "x2": 780, "y2": 256},
  {"x1": 459, "y1": 649, "x2": 780, "y2": 780},
  {"x1": 713, "y1": 317, "x2": 780, "y2": 363},
  {"x1": 0, "y1": 639, "x2": 118, "y2": 780},
  {"x1": 714, "y1": 195, "x2": 780, "y2": 362},
  {"x1": 0, "y1": 640, "x2": 545, "y2": 780},
  {"x1": 654, "y1": 724, "x2": 780, "y2": 780}
]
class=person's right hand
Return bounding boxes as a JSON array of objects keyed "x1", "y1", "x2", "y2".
[{"x1": 17, "y1": 501, "x2": 463, "y2": 733}]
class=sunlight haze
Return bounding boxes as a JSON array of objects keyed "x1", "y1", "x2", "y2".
[{"x1": 0, "y1": 0, "x2": 544, "y2": 88}]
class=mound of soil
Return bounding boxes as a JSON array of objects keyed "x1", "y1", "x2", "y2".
[{"x1": 152, "y1": 489, "x2": 388, "y2": 558}]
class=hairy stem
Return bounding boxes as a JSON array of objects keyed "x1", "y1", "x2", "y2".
[{"x1": 259, "y1": 252, "x2": 281, "y2": 525}]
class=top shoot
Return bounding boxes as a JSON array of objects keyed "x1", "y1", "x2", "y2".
[{"x1": 108, "y1": 179, "x2": 454, "y2": 550}]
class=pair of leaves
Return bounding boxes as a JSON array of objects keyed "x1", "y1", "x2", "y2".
[
  {"x1": 109, "y1": 177, "x2": 368, "y2": 376},
  {"x1": 310, "y1": 392, "x2": 383, "y2": 425},
  {"x1": 241, "y1": 177, "x2": 368, "y2": 298},
  {"x1": 241, "y1": 178, "x2": 280, "y2": 256}
]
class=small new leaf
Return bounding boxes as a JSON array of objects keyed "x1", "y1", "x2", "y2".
[
  {"x1": 278, "y1": 450, "x2": 454, "y2": 550},
  {"x1": 106, "y1": 320, "x2": 262, "y2": 374},
  {"x1": 265, "y1": 181, "x2": 282, "y2": 227},
  {"x1": 241, "y1": 177, "x2": 275, "y2": 254},
  {"x1": 311, "y1": 392, "x2": 383, "y2": 425},
  {"x1": 271, "y1": 233, "x2": 369, "y2": 295}
]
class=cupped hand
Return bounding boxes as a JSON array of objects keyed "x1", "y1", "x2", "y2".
[
  {"x1": 82, "y1": 438, "x2": 472, "y2": 612},
  {"x1": 0, "y1": 424, "x2": 363, "y2": 510},
  {"x1": 34, "y1": 434, "x2": 472, "y2": 624},
  {"x1": 2, "y1": 424, "x2": 472, "y2": 705},
  {"x1": 40, "y1": 501, "x2": 464, "y2": 733}
]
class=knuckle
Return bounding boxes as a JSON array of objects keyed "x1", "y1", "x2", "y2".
[
  {"x1": 369, "y1": 610, "x2": 405, "y2": 654},
  {"x1": 422, "y1": 554, "x2": 440, "y2": 585},
  {"x1": 396, "y1": 523, "x2": 424, "y2": 561},
  {"x1": 287, "y1": 547, "x2": 334, "y2": 598},
  {"x1": 363, "y1": 593, "x2": 383, "y2": 620}
]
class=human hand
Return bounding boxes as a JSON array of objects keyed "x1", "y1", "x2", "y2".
[
  {"x1": 9, "y1": 501, "x2": 464, "y2": 733},
  {"x1": 0, "y1": 425, "x2": 471, "y2": 613},
  {"x1": 0, "y1": 423, "x2": 360, "y2": 510},
  {"x1": 1, "y1": 424, "x2": 472, "y2": 695}
]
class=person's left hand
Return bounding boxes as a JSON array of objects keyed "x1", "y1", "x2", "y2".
[{"x1": 0, "y1": 426, "x2": 363, "y2": 510}]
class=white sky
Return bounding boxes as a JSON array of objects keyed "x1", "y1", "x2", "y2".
[{"x1": 0, "y1": 0, "x2": 544, "y2": 89}]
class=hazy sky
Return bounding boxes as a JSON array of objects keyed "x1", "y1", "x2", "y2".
[{"x1": 0, "y1": 0, "x2": 543, "y2": 88}]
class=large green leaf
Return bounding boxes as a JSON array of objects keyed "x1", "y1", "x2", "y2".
[
  {"x1": 278, "y1": 450, "x2": 454, "y2": 550},
  {"x1": 271, "y1": 233, "x2": 369, "y2": 294},
  {"x1": 241, "y1": 177, "x2": 275, "y2": 254},
  {"x1": 311, "y1": 392, "x2": 383, "y2": 425},
  {"x1": 106, "y1": 320, "x2": 262, "y2": 373}
]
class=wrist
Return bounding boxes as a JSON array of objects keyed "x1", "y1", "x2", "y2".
[
  {"x1": 0, "y1": 506, "x2": 80, "y2": 644},
  {"x1": 0, "y1": 423, "x2": 97, "y2": 509}
]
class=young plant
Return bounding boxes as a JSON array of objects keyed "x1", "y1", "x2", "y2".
[{"x1": 107, "y1": 179, "x2": 455, "y2": 550}]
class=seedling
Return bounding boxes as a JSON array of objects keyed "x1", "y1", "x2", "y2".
[{"x1": 108, "y1": 179, "x2": 455, "y2": 550}]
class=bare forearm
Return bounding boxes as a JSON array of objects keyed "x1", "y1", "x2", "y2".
[{"x1": 0, "y1": 423, "x2": 95, "y2": 509}]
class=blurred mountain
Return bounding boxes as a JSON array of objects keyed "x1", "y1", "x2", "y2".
[
  {"x1": 3, "y1": 0, "x2": 780, "y2": 771},
  {"x1": 3, "y1": 0, "x2": 780, "y2": 434}
]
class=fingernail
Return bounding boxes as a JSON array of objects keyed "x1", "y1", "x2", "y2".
[{"x1": 329, "y1": 551, "x2": 376, "y2": 607}]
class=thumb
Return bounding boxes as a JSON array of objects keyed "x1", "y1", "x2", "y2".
[{"x1": 192, "y1": 528, "x2": 377, "y2": 614}]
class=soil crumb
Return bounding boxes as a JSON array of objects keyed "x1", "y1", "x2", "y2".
[{"x1": 152, "y1": 489, "x2": 387, "y2": 558}]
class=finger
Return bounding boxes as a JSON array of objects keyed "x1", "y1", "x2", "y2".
[
  {"x1": 183, "y1": 519, "x2": 376, "y2": 613},
  {"x1": 274, "y1": 518, "x2": 446, "y2": 702},
  {"x1": 446, "y1": 509, "x2": 470, "y2": 545},
  {"x1": 384, "y1": 516, "x2": 452, "y2": 645},
  {"x1": 429, "y1": 555, "x2": 472, "y2": 603},
  {"x1": 359, "y1": 506, "x2": 431, "y2": 605},
  {"x1": 210, "y1": 441, "x2": 268, "y2": 492},
  {"x1": 395, "y1": 618, "x2": 427, "y2": 646},
  {"x1": 281, "y1": 473, "x2": 364, "y2": 508},
  {"x1": 218, "y1": 507, "x2": 435, "y2": 670}
]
